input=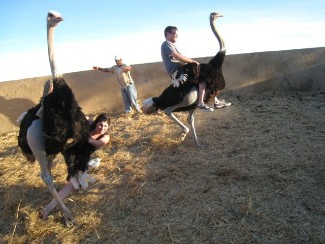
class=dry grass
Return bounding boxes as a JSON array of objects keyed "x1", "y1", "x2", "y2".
[{"x1": 0, "y1": 91, "x2": 324, "y2": 243}]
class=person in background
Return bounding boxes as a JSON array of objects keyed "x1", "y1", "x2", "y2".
[
  {"x1": 161, "y1": 26, "x2": 214, "y2": 112},
  {"x1": 39, "y1": 113, "x2": 110, "y2": 220},
  {"x1": 93, "y1": 56, "x2": 141, "y2": 114}
]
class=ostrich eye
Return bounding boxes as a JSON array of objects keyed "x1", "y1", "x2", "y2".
[{"x1": 48, "y1": 13, "x2": 54, "y2": 17}]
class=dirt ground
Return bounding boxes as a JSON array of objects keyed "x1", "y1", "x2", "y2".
[{"x1": 0, "y1": 91, "x2": 324, "y2": 243}]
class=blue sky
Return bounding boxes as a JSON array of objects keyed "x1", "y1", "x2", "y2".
[{"x1": 0, "y1": 0, "x2": 324, "y2": 82}]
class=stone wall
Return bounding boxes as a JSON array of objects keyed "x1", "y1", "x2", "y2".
[{"x1": 0, "y1": 47, "x2": 324, "y2": 134}]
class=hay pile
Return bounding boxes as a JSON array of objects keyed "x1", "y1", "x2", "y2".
[{"x1": 0, "y1": 91, "x2": 324, "y2": 243}]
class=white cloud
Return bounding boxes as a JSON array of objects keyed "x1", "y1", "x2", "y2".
[
  {"x1": 0, "y1": 18, "x2": 324, "y2": 82},
  {"x1": 181, "y1": 18, "x2": 325, "y2": 57},
  {"x1": 0, "y1": 50, "x2": 50, "y2": 81}
]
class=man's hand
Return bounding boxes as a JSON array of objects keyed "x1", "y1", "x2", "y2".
[{"x1": 192, "y1": 60, "x2": 200, "y2": 66}]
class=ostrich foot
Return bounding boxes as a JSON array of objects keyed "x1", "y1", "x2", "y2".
[
  {"x1": 39, "y1": 207, "x2": 50, "y2": 220},
  {"x1": 193, "y1": 137, "x2": 204, "y2": 147},
  {"x1": 39, "y1": 206, "x2": 75, "y2": 227},
  {"x1": 195, "y1": 142, "x2": 204, "y2": 148},
  {"x1": 62, "y1": 207, "x2": 75, "y2": 227},
  {"x1": 179, "y1": 128, "x2": 190, "y2": 142},
  {"x1": 179, "y1": 132, "x2": 188, "y2": 142}
]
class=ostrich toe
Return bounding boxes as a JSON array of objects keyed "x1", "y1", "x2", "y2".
[{"x1": 63, "y1": 207, "x2": 75, "y2": 227}]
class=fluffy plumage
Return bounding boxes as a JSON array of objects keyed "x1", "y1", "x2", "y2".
[
  {"x1": 18, "y1": 77, "x2": 91, "y2": 177},
  {"x1": 42, "y1": 77, "x2": 91, "y2": 179}
]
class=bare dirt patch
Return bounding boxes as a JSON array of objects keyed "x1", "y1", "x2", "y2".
[{"x1": 0, "y1": 91, "x2": 324, "y2": 243}]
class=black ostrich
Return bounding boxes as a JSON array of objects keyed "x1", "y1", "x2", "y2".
[
  {"x1": 142, "y1": 12, "x2": 226, "y2": 146},
  {"x1": 17, "y1": 11, "x2": 91, "y2": 226}
]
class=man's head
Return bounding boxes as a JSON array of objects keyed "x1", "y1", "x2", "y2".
[
  {"x1": 115, "y1": 55, "x2": 122, "y2": 66},
  {"x1": 164, "y1": 26, "x2": 178, "y2": 43}
]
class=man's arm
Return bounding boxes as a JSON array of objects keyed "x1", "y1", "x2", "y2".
[
  {"x1": 122, "y1": 65, "x2": 131, "y2": 72},
  {"x1": 170, "y1": 51, "x2": 199, "y2": 65},
  {"x1": 92, "y1": 66, "x2": 111, "y2": 72}
]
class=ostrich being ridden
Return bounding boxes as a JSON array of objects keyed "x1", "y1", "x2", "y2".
[
  {"x1": 143, "y1": 12, "x2": 227, "y2": 146},
  {"x1": 18, "y1": 11, "x2": 91, "y2": 226}
]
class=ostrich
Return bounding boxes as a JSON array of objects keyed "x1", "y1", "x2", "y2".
[
  {"x1": 142, "y1": 12, "x2": 226, "y2": 146},
  {"x1": 17, "y1": 11, "x2": 91, "y2": 226}
]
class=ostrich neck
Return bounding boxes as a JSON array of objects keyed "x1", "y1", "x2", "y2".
[
  {"x1": 210, "y1": 19, "x2": 225, "y2": 51},
  {"x1": 47, "y1": 26, "x2": 59, "y2": 79}
]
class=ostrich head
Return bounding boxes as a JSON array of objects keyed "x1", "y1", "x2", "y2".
[
  {"x1": 210, "y1": 12, "x2": 223, "y2": 21},
  {"x1": 46, "y1": 10, "x2": 63, "y2": 79},
  {"x1": 47, "y1": 10, "x2": 63, "y2": 28},
  {"x1": 209, "y1": 11, "x2": 226, "y2": 53}
]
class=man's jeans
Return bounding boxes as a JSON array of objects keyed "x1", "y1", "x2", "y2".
[{"x1": 121, "y1": 83, "x2": 140, "y2": 113}]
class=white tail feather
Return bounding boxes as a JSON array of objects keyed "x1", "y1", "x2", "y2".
[
  {"x1": 16, "y1": 111, "x2": 27, "y2": 124},
  {"x1": 142, "y1": 98, "x2": 156, "y2": 114}
]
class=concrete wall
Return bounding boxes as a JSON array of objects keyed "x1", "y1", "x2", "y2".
[{"x1": 0, "y1": 47, "x2": 324, "y2": 134}]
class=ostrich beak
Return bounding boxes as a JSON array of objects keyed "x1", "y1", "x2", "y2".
[{"x1": 211, "y1": 12, "x2": 223, "y2": 18}]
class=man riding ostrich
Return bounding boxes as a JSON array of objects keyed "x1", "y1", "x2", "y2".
[{"x1": 143, "y1": 12, "x2": 228, "y2": 146}]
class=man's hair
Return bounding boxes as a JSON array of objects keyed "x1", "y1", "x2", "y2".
[{"x1": 164, "y1": 26, "x2": 178, "y2": 38}]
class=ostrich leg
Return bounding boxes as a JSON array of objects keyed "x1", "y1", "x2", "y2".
[
  {"x1": 41, "y1": 163, "x2": 75, "y2": 226},
  {"x1": 187, "y1": 109, "x2": 201, "y2": 147},
  {"x1": 164, "y1": 109, "x2": 201, "y2": 146},
  {"x1": 27, "y1": 119, "x2": 75, "y2": 226},
  {"x1": 164, "y1": 108, "x2": 190, "y2": 140},
  {"x1": 164, "y1": 86, "x2": 202, "y2": 146}
]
